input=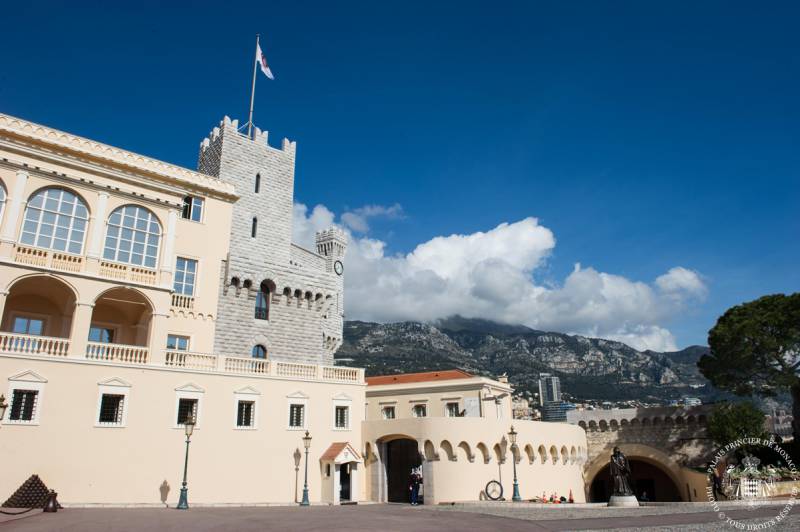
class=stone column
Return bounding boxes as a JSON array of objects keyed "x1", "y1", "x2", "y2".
[
  {"x1": 0, "y1": 170, "x2": 29, "y2": 259},
  {"x1": 159, "y1": 209, "x2": 178, "y2": 287},
  {"x1": 148, "y1": 311, "x2": 170, "y2": 365},
  {"x1": 85, "y1": 191, "x2": 109, "y2": 274},
  {"x1": 69, "y1": 302, "x2": 94, "y2": 359},
  {"x1": 0, "y1": 291, "x2": 8, "y2": 328}
]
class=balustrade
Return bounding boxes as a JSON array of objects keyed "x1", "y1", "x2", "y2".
[
  {"x1": 223, "y1": 355, "x2": 269, "y2": 375},
  {"x1": 165, "y1": 350, "x2": 217, "y2": 370},
  {"x1": 0, "y1": 330, "x2": 363, "y2": 383},
  {"x1": 0, "y1": 332, "x2": 70, "y2": 357},
  {"x1": 171, "y1": 293, "x2": 195, "y2": 310},
  {"x1": 86, "y1": 342, "x2": 149, "y2": 364},
  {"x1": 14, "y1": 244, "x2": 84, "y2": 273}
]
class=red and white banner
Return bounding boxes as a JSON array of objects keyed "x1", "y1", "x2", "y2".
[{"x1": 256, "y1": 42, "x2": 274, "y2": 80}]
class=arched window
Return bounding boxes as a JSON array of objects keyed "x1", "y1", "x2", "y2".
[
  {"x1": 251, "y1": 217, "x2": 258, "y2": 238},
  {"x1": 251, "y1": 345, "x2": 267, "y2": 359},
  {"x1": 103, "y1": 205, "x2": 161, "y2": 268},
  {"x1": 255, "y1": 282, "x2": 269, "y2": 320},
  {"x1": 20, "y1": 188, "x2": 89, "y2": 254},
  {"x1": 254, "y1": 173, "x2": 261, "y2": 193}
]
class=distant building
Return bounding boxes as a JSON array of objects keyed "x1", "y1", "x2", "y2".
[
  {"x1": 538, "y1": 373, "x2": 561, "y2": 405},
  {"x1": 512, "y1": 397, "x2": 534, "y2": 420},
  {"x1": 538, "y1": 373, "x2": 567, "y2": 422}
]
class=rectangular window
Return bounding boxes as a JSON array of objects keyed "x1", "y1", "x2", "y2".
[
  {"x1": 167, "y1": 334, "x2": 190, "y2": 351},
  {"x1": 89, "y1": 326, "x2": 114, "y2": 344},
  {"x1": 98, "y1": 394, "x2": 125, "y2": 425},
  {"x1": 12, "y1": 316, "x2": 44, "y2": 336},
  {"x1": 412, "y1": 404, "x2": 427, "y2": 418},
  {"x1": 182, "y1": 196, "x2": 204, "y2": 222},
  {"x1": 174, "y1": 257, "x2": 198, "y2": 296},
  {"x1": 255, "y1": 289, "x2": 269, "y2": 320},
  {"x1": 237, "y1": 400, "x2": 255, "y2": 428},
  {"x1": 177, "y1": 398, "x2": 198, "y2": 425},
  {"x1": 9, "y1": 389, "x2": 38, "y2": 421},
  {"x1": 335, "y1": 405, "x2": 349, "y2": 429},
  {"x1": 446, "y1": 402, "x2": 461, "y2": 417},
  {"x1": 289, "y1": 404, "x2": 305, "y2": 428},
  {"x1": 382, "y1": 406, "x2": 396, "y2": 420}
]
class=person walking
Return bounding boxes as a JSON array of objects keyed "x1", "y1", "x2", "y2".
[{"x1": 409, "y1": 470, "x2": 423, "y2": 505}]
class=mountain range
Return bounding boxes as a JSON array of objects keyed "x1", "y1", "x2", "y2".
[{"x1": 335, "y1": 316, "x2": 720, "y2": 404}]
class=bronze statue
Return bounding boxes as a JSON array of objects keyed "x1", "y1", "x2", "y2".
[{"x1": 609, "y1": 447, "x2": 634, "y2": 496}]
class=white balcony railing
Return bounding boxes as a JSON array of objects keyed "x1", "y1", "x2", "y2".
[
  {"x1": 99, "y1": 261, "x2": 157, "y2": 285},
  {"x1": 14, "y1": 245, "x2": 84, "y2": 273},
  {"x1": 0, "y1": 332, "x2": 364, "y2": 384},
  {"x1": 275, "y1": 361, "x2": 317, "y2": 380},
  {"x1": 322, "y1": 366, "x2": 362, "y2": 382},
  {"x1": 86, "y1": 342, "x2": 149, "y2": 364},
  {"x1": 223, "y1": 355, "x2": 269, "y2": 375},
  {"x1": 0, "y1": 332, "x2": 70, "y2": 357},
  {"x1": 12, "y1": 244, "x2": 159, "y2": 286},
  {"x1": 165, "y1": 350, "x2": 217, "y2": 371},
  {"x1": 171, "y1": 293, "x2": 195, "y2": 310}
]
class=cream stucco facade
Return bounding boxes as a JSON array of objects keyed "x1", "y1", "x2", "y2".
[{"x1": 0, "y1": 112, "x2": 588, "y2": 508}]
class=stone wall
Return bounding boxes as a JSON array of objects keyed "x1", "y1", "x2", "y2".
[{"x1": 198, "y1": 117, "x2": 345, "y2": 364}]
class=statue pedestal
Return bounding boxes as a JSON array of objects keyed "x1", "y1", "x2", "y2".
[{"x1": 608, "y1": 495, "x2": 639, "y2": 507}]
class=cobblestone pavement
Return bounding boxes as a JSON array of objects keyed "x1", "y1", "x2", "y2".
[{"x1": 0, "y1": 503, "x2": 797, "y2": 531}]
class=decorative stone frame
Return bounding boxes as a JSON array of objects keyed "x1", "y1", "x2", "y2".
[
  {"x1": 332, "y1": 393, "x2": 352, "y2": 431},
  {"x1": 286, "y1": 391, "x2": 309, "y2": 431},
  {"x1": 3, "y1": 370, "x2": 47, "y2": 426},
  {"x1": 173, "y1": 383, "x2": 204, "y2": 430},
  {"x1": 94, "y1": 377, "x2": 132, "y2": 428},
  {"x1": 233, "y1": 386, "x2": 260, "y2": 430}
]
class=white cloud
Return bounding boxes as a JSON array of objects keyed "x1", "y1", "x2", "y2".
[
  {"x1": 292, "y1": 203, "x2": 707, "y2": 352},
  {"x1": 340, "y1": 203, "x2": 404, "y2": 233}
]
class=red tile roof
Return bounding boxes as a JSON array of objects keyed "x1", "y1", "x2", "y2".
[
  {"x1": 320, "y1": 442, "x2": 360, "y2": 462},
  {"x1": 366, "y1": 369, "x2": 473, "y2": 386}
]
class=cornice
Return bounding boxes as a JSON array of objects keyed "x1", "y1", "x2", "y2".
[{"x1": 0, "y1": 113, "x2": 237, "y2": 201}]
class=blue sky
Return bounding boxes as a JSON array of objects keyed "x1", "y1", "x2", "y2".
[{"x1": 1, "y1": 1, "x2": 797, "y2": 349}]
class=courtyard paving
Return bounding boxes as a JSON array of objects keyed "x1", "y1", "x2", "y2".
[{"x1": 0, "y1": 502, "x2": 797, "y2": 531}]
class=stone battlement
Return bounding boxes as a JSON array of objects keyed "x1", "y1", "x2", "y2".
[{"x1": 199, "y1": 116, "x2": 296, "y2": 156}]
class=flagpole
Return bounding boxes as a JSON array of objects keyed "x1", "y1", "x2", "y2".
[{"x1": 247, "y1": 34, "x2": 259, "y2": 138}]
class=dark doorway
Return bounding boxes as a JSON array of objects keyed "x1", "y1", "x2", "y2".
[
  {"x1": 385, "y1": 439, "x2": 422, "y2": 503},
  {"x1": 340, "y1": 463, "x2": 351, "y2": 502},
  {"x1": 590, "y1": 459, "x2": 681, "y2": 502}
]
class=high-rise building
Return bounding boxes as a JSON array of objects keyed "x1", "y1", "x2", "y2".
[{"x1": 538, "y1": 373, "x2": 566, "y2": 422}]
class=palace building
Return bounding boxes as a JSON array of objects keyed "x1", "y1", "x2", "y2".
[{"x1": 0, "y1": 112, "x2": 587, "y2": 507}]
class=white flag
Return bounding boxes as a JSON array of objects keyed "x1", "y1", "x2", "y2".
[{"x1": 256, "y1": 42, "x2": 274, "y2": 80}]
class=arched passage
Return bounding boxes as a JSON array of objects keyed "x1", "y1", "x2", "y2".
[
  {"x1": 90, "y1": 287, "x2": 153, "y2": 346},
  {"x1": 590, "y1": 459, "x2": 681, "y2": 502},
  {"x1": 382, "y1": 437, "x2": 422, "y2": 503},
  {"x1": 1, "y1": 275, "x2": 77, "y2": 339},
  {"x1": 586, "y1": 446, "x2": 684, "y2": 502}
]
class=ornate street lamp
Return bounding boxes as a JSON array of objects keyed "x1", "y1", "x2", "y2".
[
  {"x1": 176, "y1": 414, "x2": 196, "y2": 510},
  {"x1": 0, "y1": 395, "x2": 8, "y2": 422},
  {"x1": 508, "y1": 425, "x2": 521, "y2": 502},
  {"x1": 300, "y1": 431, "x2": 312, "y2": 506}
]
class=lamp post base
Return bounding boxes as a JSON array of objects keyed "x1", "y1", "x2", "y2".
[
  {"x1": 300, "y1": 487, "x2": 310, "y2": 507},
  {"x1": 512, "y1": 481, "x2": 522, "y2": 502},
  {"x1": 176, "y1": 487, "x2": 189, "y2": 510}
]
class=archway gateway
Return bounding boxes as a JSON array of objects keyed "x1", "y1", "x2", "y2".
[
  {"x1": 384, "y1": 438, "x2": 422, "y2": 503},
  {"x1": 589, "y1": 459, "x2": 682, "y2": 502}
]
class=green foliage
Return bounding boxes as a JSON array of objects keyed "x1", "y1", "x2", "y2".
[
  {"x1": 699, "y1": 293, "x2": 800, "y2": 397},
  {"x1": 699, "y1": 293, "x2": 800, "y2": 440},
  {"x1": 707, "y1": 402, "x2": 767, "y2": 448}
]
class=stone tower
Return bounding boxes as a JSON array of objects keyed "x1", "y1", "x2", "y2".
[{"x1": 198, "y1": 116, "x2": 346, "y2": 365}]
